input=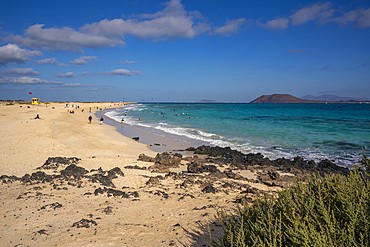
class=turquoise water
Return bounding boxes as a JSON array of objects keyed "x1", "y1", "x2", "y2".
[{"x1": 105, "y1": 103, "x2": 370, "y2": 167}]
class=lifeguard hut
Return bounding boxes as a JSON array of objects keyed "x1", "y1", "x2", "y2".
[{"x1": 31, "y1": 98, "x2": 39, "y2": 105}]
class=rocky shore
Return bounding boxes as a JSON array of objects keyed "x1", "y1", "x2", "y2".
[{"x1": 0, "y1": 145, "x2": 351, "y2": 246}]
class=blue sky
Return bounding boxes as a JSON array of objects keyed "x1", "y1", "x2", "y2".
[{"x1": 0, "y1": 0, "x2": 369, "y2": 102}]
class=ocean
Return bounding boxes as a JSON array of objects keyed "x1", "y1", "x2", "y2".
[{"x1": 105, "y1": 103, "x2": 370, "y2": 167}]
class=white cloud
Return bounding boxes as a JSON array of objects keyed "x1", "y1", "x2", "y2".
[
  {"x1": 214, "y1": 18, "x2": 247, "y2": 36},
  {"x1": 138, "y1": 0, "x2": 187, "y2": 19},
  {"x1": 288, "y1": 3, "x2": 370, "y2": 29},
  {"x1": 0, "y1": 44, "x2": 42, "y2": 66},
  {"x1": 0, "y1": 76, "x2": 63, "y2": 85},
  {"x1": 70, "y1": 55, "x2": 98, "y2": 65},
  {"x1": 3, "y1": 1, "x2": 367, "y2": 56},
  {"x1": 82, "y1": 15, "x2": 205, "y2": 42},
  {"x1": 34, "y1": 57, "x2": 70, "y2": 67},
  {"x1": 1, "y1": 87, "x2": 24, "y2": 91},
  {"x1": 3, "y1": 0, "x2": 211, "y2": 52},
  {"x1": 60, "y1": 83, "x2": 95, "y2": 87},
  {"x1": 358, "y1": 8, "x2": 370, "y2": 28},
  {"x1": 35, "y1": 57, "x2": 57, "y2": 65},
  {"x1": 290, "y1": 2, "x2": 334, "y2": 25},
  {"x1": 120, "y1": 59, "x2": 138, "y2": 65},
  {"x1": 1, "y1": 68, "x2": 40, "y2": 76},
  {"x1": 79, "y1": 71, "x2": 90, "y2": 75},
  {"x1": 56, "y1": 63, "x2": 70, "y2": 67},
  {"x1": 99, "y1": 69, "x2": 143, "y2": 76},
  {"x1": 56, "y1": 72, "x2": 77, "y2": 78},
  {"x1": 263, "y1": 18, "x2": 290, "y2": 30},
  {"x1": 0, "y1": 75, "x2": 95, "y2": 88},
  {"x1": 331, "y1": 8, "x2": 370, "y2": 28},
  {"x1": 255, "y1": 3, "x2": 369, "y2": 30},
  {"x1": 4, "y1": 24, "x2": 125, "y2": 52}
]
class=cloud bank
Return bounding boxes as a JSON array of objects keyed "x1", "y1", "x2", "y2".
[
  {"x1": 0, "y1": 76, "x2": 95, "y2": 88},
  {"x1": 290, "y1": 2, "x2": 334, "y2": 26},
  {"x1": 0, "y1": 44, "x2": 42, "y2": 66},
  {"x1": 0, "y1": 76, "x2": 63, "y2": 85},
  {"x1": 3, "y1": 24, "x2": 124, "y2": 52},
  {"x1": 3, "y1": 0, "x2": 211, "y2": 52},
  {"x1": 258, "y1": 2, "x2": 370, "y2": 30},
  {"x1": 2, "y1": 1, "x2": 368, "y2": 53},
  {"x1": 1, "y1": 68, "x2": 40, "y2": 76}
]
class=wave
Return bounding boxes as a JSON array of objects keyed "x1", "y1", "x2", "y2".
[{"x1": 105, "y1": 106, "x2": 362, "y2": 167}]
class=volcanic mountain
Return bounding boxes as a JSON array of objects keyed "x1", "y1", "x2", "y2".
[{"x1": 250, "y1": 94, "x2": 315, "y2": 103}]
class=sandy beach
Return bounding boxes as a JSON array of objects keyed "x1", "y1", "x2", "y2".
[
  {"x1": 0, "y1": 101, "x2": 354, "y2": 247},
  {"x1": 0, "y1": 101, "x2": 286, "y2": 247}
]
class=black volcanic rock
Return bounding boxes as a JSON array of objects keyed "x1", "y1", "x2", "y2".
[
  {"x1": 187, "y1": 162, "x2": 218, "y2": 173},
  {"x1": 184, "y1": 145, "x2": 350, "y2": 178},
  {"x1": 154, "y1": 152, "x2": 181, "y2": 167},
  {"x1": 61, "y1": 164, "x2": 88, "y2": 179},
  {"x1": 202, "y1": 185, "x2": 217, "y2": 193},
  {"x1": 0, "y1": 175, "x2": 20, "y2": 183},
  {"x1": 40, "y1": 202, "x2": 62, "y2": 210},
  {"x1": 138, "y1": 154, "x2": 155, "y2": 162},
  {"x1": 72, "y1": 219, "x2": 97, "y2": 228},
  {"x1": 38, "y1": 157, "x2": 81, "y2": 170},
  {"x1": 107, "y1": 167, "x2": 124, "y2": 178},
  {"x1": 31, "y1": 171, "x2": 52, "y2": 183}
]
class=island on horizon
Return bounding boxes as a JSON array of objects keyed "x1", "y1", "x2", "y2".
[{"x1": 249, "y1": 94, "x2": 370, "y2": 103}]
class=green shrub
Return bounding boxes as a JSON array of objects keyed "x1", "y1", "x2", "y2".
[
  {"x1": 212, "y1": 157, "x2": 370, "y2": 246},
  {"x1": 360, "y1": 147, "x2": 370, "y2": 172}
]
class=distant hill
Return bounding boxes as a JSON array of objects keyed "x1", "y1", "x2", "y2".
[
  {"x1": 198, "y1": 99, "x2": 219, "y2": 103},
  {"x1": 300, "y1": 94, "x2": 369, "y2": 101},
  {"x1": 250, "y1": 94, "x2": 315, "y2": 103}
]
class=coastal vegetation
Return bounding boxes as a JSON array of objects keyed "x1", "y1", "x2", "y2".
[{"x1": 212, "y1": 150, "x2": 370, "y2": 247}]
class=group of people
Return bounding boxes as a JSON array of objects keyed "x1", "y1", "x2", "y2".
[{"x1": 88, "y1": 116, "x2": 104, "y2": 125}]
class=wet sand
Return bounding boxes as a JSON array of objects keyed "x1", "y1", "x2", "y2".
[{"x1": 99, "y1": 108, "x2": 192, "y2": 154}]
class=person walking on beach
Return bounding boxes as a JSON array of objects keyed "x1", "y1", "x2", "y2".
[
  {"x1": 100, "y1": 116, "x2": 104, "y2": 125},
  {"x1": 88, "y1": 116, "x2": 92, "y2": 124}
]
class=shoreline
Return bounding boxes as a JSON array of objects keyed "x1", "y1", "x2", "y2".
[
  {"x1": 99, "y1": 103, "x2": 364, "y2": 168},
  {"x1": 0, "y1": 101, "x2": 242, "y2": 246},
  {"x1": 0, "y1": 101, "x2": 354, "y2": 246},
  {"x1": 98, "y1": 107, "x2": 193, "y2": 154}
]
